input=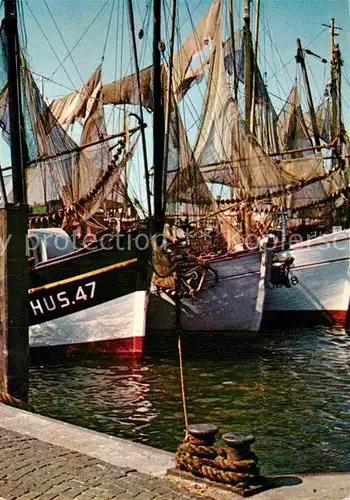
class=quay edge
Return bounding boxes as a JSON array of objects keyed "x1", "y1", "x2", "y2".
[
  {"x1": 0, "y1": 404, "x2": 349, "y2": 500},
  {"x1": 0, "y1": 403, "x2": 174, "y2": 478}
]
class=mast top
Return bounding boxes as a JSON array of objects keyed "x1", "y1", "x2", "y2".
[
  {"x1": 322, "y1": 19, "x2": 342, "y2": 56},
  {"x1": 4, "y1": 0, "x2": 27, "y2": 205},
  {"x1": 243, "y1": 0, "x2": 250, "y2": 20}
]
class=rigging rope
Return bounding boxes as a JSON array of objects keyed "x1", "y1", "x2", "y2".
[
  {"x1": 30, "y1": 70, "x2": 78, "y2": 96},
  {"x1": 178, "y1": 332, "x2": 189, "y2": 435},
  {"x1": 102, "y1": 0, "x2": 116, "y2": 62},
  {"x1": 0, "y1": 392, "x2": 36, "y2": 413},
  {"x1": 134, "y1": 1, "x2": 151, "y2": 64},
  {"x1": 43, "y1": 0, "x2": 87, "y2": 88},
  {"x1": 24, "y1": 0, "x2": 76, "y2": 91},
  {"x1": 48, "y1": 0, "x2": 110, "y2": 80}
]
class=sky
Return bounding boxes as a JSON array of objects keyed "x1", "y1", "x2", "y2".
[
  {"x1": 0, "y1": 0, "x2": 349, "y2": 205},
  {"x1": 15, "y1": 0, "x2": 349, "y2": 121}
]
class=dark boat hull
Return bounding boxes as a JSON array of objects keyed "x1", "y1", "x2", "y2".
[{"x1": 29, "y1": 233, "x2": 150, "y2": 357}]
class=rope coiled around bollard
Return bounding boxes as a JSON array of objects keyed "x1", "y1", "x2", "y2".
[{"x1": 175, "y1": 441, "x2": 260, "y2": 486}]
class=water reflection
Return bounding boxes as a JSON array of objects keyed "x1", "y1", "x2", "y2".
[
  {"x1": 30, "y1": 359, "x2": 159, "y2": 441},
  {"x1": 29, "y1": 326, "x2": 350, "y2": 474}
]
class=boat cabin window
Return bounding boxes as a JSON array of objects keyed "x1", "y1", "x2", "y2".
[
  {"x1": 28, "y1": 231, "x2": 74, "y2": 263},
  {"x1": 28, "y1": 235, "x2": 42, "y2": 265},
  {"x1": 45, "y1": 234, "x2": 74, "y2": 260}
]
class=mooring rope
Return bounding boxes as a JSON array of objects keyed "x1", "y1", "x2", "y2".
[
  {"x1": 177, "y1": 333, "x2": 189, "y2": 435},
  {"x1": 0, "y1": 392, "x2": 36, "y2": 412},
  {"x1": 175, "y1": 440, "x2": 260, "y2": 486},
  {"x1": 174, "y1": 267, "x2": 189, "y2": 436}
]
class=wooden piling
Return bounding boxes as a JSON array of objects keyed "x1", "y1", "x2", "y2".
[
  {"x1": 0, "y1": 204, "x2": 29, "y2": 402},
  {"x1": 0, "y1": 0, "x2": 30, "y2": 402}
]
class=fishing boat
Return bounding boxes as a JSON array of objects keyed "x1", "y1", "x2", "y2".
[
  {"x1": 159, "y1": 0, "x2": 349, "y2": 330},
  {"x1": 145, "y1": 0, "x2": 273, "y2": 333},
  {"x1": 264, "y1": 227, "x2": 350, "y2": 327},
  {"x1": 262, "y1": 23, "x2": 350, "y2": 327},
  {"x1": 4, "y1": 0, "x2": 346, "y2": 344},
  {"x1": 100, "y1": 0, "x2": 349, "y2": 332},
  {"x1": 0, "y1": 0, "x2": 151, "y2": 357},
  {"x1": 148, "y1": 0, "x2": 348, "y2": 332},
  {"x1": 87, "y1": 0, "x2": 272, "y2": 334}
]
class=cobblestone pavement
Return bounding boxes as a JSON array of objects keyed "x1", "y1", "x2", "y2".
[{"x1": 0, "y1": 428, "x2": 205, "y2": 500}]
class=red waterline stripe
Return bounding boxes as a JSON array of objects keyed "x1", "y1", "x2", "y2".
[{"x1": 31, "y1": 336, "x2": 144, "y2": 358}]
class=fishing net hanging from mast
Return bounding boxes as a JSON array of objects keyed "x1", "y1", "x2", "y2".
[
  {"x1": 193, "y1": 13, "x2": 285, "y2": 198},
  {"x1": 223, "y1": 32, "x2": 280, "y2": 155},
  {"x1": 274, "y1": 82, "x2": 349, "y2": 216},
  {"x1": 160, "y1": 1, "x2": 241, "y2": 250},
  {"x1": 0, "y1": 26, "x2": 137, "y2": 230},
  {"x1": 97, "y1": 0, "x2": 239, "y2": 246},
  {"x1": 100, "y1": 0, "x2": 221, "y2": 108},
  {"x1": 194, "y1": 14, "x2": 347, "y2": 211}
]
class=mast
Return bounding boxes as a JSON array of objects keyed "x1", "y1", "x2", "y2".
[
  {"x1": 242, "y1": 0, "x2": 252, "y2": 235},
  {"x1": 296, "y1": 38, "x2": 320, "y2": 147},
  {"x1": 330, "y1": 18, "x2": 337, "y2": 142},
  {"x1": 326, "y1": 18, "x2": 343, "y2": 226},
  {"x1": 5, "y1": 0, "x2": 26, "y2": 203},
  {"x1": 40, "y1": 76, "x2": 48, "y2": 212},
  {"x1": 122, "y1": 104, "x2": 128, "y2": 214},
  {"x1": 329, "y1": 19, "x2": 342, "y2": 146},
  {"x1": 243, "y1": 0, "x2": 253, "y2": 130},
  {"x1": 336, "y1": 44, "x2": 342, "y2": 145},
  {"x1": 153, "y1": 0, "x2": 165, "y2": 233},
  {"x1": 321, "y1": 18, "x2": 342, "y2": 149},
  {"x1": 228, "y1": 0, "x2": 237, "y2": 201},
  {"x1": 162, "y1": 0, "x2": 176, "y2": 212},
  {"x1": 228, "y1": 0, "x2": 238, "y2": 102},
  {"x1": 127, "y1": 0, "x2": 152, "y2": 219},
  {"x1": 250, "y1": 0, "x2": 260, "y2": 132}
]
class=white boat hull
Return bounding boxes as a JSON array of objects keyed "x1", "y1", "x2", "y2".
[
  {"x1": 147, "y1": 251, "x2": 268, "y2": 332},
  {"x1": 29, "y1": 291, "x2": 148, "y2": 357},
  {"x1": 264, "y1": 229, "x2": 350, "y2": 326}
]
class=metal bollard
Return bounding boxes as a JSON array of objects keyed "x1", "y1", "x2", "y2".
[
  {"x1": 222, "y1": 432, "x2": 256, "y2": 460},
  {"x1": 187, "y1": 423, "x2": 218, "y2": 445}
]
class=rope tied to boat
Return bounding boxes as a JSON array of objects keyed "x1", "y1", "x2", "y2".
[
  {"x1": 0, "y1": 392, "x2": 36, "y2": 412},
  {"x1": 151, "y1": 238, "x2": 219, "y2": 298}
]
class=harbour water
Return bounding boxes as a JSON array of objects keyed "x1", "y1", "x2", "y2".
[{"x1": 29, "y1": 325, "x2": 350, "y2": 475}]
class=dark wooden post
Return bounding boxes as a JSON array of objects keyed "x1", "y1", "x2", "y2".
[
  {"x1": 0, "y1": 205, "x2": 29, "y2": 401},
  {"x1": 152, "y1": 0, "x2": 165, "y2": 234},
  {"x1": 0, "y1": 0, "x2": 29, "y2": 402}
]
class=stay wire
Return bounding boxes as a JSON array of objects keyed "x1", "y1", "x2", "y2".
[
  {"x1": 49, "y1": 0, "x2": 110, "y2": 79},
  {"x1": 43, "y1": 0, "x2": 85, "y2": 86},
  {"x1": 44, "y1": 0, "x2": 110, "y2": 139},
  {"x1": 102, "y1": 0, "x2": 116, "y2": 62},
  {"x1": 24, "y1": 0, "x2": 76, "y2": 90}
]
